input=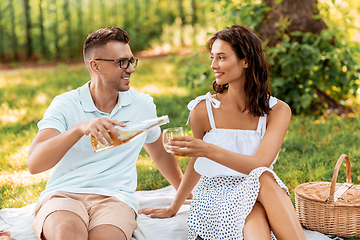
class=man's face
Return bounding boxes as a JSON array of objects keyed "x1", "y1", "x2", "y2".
[{"x1": 94, "y1": 41, "x2": 136, "y2": 92}]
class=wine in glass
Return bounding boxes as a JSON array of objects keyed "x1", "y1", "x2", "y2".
[{"x1": 163, "y1": 127, "x2": 185, "y2": 153}]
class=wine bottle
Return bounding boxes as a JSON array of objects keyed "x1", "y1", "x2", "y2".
[{"x1": 90, "y1": 115, "x2": 169, "y2": 153}]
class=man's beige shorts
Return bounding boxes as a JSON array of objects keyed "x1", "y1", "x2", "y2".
[{"x1": 32, "y1": 191, "x2": 138, "y2": 240}]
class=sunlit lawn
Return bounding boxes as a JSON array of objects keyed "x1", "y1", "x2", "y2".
[{"x1": 1, "y1": 54, "x2": 360, "y2": 239}]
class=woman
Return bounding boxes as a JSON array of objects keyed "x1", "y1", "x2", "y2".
[{"x1": 139, "y1": 25, "x2": 305, "y2": 240}]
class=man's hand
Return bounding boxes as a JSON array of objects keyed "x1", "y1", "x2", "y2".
[
  {"x1": 28, "y1": 117, "x2": 127, "y2": 174},
  {"x1": 79, "y1": 117, "x2": 127, "y2": 145}
]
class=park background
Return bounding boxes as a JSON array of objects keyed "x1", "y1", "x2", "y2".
[{"x1": 0, "y1": 0, "x2": 360, "y2": 238}]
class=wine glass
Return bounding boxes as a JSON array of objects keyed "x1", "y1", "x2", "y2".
[{"x1": 163, "y1": 127, "x2": 185, "y2": 153}]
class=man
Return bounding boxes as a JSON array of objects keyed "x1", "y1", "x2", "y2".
[{"x1": 27, "y1": 27, "x2": 184, "y2": 240}]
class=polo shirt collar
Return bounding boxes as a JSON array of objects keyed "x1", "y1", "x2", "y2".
[{"x1": 80, "y1": 81, "x2": 132, "y2": 114}]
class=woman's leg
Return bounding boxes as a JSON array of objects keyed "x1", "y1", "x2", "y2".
[
  {"x1": 257, "y1": 172, "x2": 306, "y2": 240},
  {"x1": 243, "y1": 201, "x2": 272, "y2": 240}
]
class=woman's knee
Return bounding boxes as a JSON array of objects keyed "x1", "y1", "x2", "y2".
[
  {"x1": 258, "y1": 172, "x2": 286, "y2": 203},
  {"x1": 259, "y1": 171, "x2": 276, "y2": 186}
]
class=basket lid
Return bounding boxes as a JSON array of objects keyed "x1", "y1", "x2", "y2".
[{"x1": 295, "y1": 182, "x2": 360, "y2": 207}]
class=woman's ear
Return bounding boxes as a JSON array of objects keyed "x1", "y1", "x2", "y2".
[{"x1": 243, "y1": 58, "x2": 249, "y2": 69}]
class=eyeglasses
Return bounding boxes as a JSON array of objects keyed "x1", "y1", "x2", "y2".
[{"x1": 94, "y1": 58, "x2": 138, "y2": 69}]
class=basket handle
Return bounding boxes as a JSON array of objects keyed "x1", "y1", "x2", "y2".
[{"x1": 327, "y1": 154, "x2": 352, "y2": 204}]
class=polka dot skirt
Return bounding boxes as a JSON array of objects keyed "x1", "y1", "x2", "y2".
[{"x1": 187, "y1": 167, "x2": 289, "y2": 240}]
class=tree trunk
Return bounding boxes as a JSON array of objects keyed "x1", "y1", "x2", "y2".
[
  {"x1": 24, "y1": 0, "x2": 32, "y2": 59},
  {"x1": 77, "y1": 0, "x2": 83, "y2": 52},
  {"x1": 191, "y1": 0, "x2": 198, "y2": 45},
  {"x1": 258, "y1": 0, "x2": 327, "y2": 46},
  {"x1": 39, "y1": 0, "x2": 46, "y2": 58},
  {"x1": 64, "y1": 0, "x2": 73, "y2": 59},
  {"x1": 145, "y1": 0, "x2": 149, "y2": 21},
  {"x1": 52, "y1": 0, "x2": 60, "y2": 59},
  {"x1": 178, "y1": 0, "x2": 185, "y2": 46},
  {"x1": 0, "y1": 2, "x2": 3, "y2": 61},
  {"x1": 88, "y1": 0, "x2": 94, "y2": 33},
  {"x1": 9, "y1": 0, "x2": 19, "y2": 60}
]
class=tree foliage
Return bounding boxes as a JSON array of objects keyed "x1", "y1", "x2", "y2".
[
  {"x1": 0, "y1": 0, "x2": 359, "y2": 114},
  {"x1": 267, "y1": 29, "x2": 360, "y2": 114},
  {"x1": 180, "y1": 0, "x2": 360, "y2": 114},
  {"x1": 263, "y1": 0, "x2": 360, "y2": 114},
  {"x1": 0, "y1": 0, "x2": 204, "y2": 61}
]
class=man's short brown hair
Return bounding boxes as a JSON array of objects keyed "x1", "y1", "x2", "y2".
[{"x1": 83, "y1": 27, "x2": 130, "y2": 68}]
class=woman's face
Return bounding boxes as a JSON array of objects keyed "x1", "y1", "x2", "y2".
[{"x1": 210, "y1": 39, "x2": 248, "y2": 87}]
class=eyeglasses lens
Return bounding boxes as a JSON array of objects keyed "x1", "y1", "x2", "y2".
[
  {"x1": 130, "y1": 58, "x2": 138, "y2": 68},
  {"x1": 120, "y1": 59, "x2": 138, "y2": 69}
]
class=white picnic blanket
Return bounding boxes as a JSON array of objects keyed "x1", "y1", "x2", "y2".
[{"x1": 0, "y1": 186, "x2": 339, "y2": 240}]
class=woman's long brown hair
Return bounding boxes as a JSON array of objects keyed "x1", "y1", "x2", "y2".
[{"x1": 207, "y1": 25, "x2": 271, "y2": 117}]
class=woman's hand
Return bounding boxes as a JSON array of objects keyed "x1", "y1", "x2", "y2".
[
  {"x1": 138, "y1": 207, "x2": 176, "y2": 218},
  {"x1": 167, "y1": 136, "x2": 210, "y2": 158}
]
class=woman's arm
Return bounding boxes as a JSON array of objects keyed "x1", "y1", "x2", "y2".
[
  {"x1": 138, "y1": 101, "x2": 209, "y2": 218},
  {"x1": 143, "y1": 136, "x2": 184, "y2": 191},
  {"x1": 169, "y1": 100, "x2": 291, "y2": 175},
  {"x1": 138, "y1": 157, "x2": 200, "y2": 218}
]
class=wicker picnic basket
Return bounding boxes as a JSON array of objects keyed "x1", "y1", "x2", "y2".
[{"x1": 295, "y1": 154, "x2": 360, "y2": 238}]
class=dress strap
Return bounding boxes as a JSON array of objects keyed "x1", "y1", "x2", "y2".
[
  {"x1": 186, "y1": 92, "x2": 221, "y2": 126},
  {"x1": 269, "y1": 96, "x2": 278, "y2": 108},
  {"x1": 256, "y1": 96, "x2": 278, "y2": 137},
  {"x1": 256, "y1": 115, "x2": 267, "y2": 138},
  {"x1": 205, "y1": 99, "x2": 217, "y2": 129}
]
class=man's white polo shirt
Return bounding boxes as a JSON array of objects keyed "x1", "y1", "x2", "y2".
[{"x1": 36, "y1": 81, "x2": 161, "y2": 212}]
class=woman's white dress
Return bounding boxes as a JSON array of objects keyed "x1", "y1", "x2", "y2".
[{"x1": 186, "y1": 93, "x2": 289, "y2": 240}]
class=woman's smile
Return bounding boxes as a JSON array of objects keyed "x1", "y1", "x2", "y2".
[{"x1": 214, "y1": 72, "x2": 224, "y2": 78}]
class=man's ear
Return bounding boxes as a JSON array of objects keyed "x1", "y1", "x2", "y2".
[{"x1": 89, "y1": 59, "x2": 100, "y2": 73}]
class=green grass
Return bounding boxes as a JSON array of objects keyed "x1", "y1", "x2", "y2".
[
  {"x1": 1, "y1": 54, "x2": 360, "y2": 239},
  {"x1": 278, "y1": 114, "x2": 360, "y2": 200}
]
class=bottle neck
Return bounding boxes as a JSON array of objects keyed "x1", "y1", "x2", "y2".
[{"x1": 120, "y1": 115, "x2": 169, "y2": 131}]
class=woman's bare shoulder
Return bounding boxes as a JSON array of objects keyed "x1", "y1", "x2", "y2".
[
  {"x1": 268, "y1": 99, "x2": 291, "y2": 123},
  {"x1": 191, "y1": 100, "x2": 208, "y2": 122},
  {"x1": 190, "y1": 100, "x2": 211, "y2": 134}
]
